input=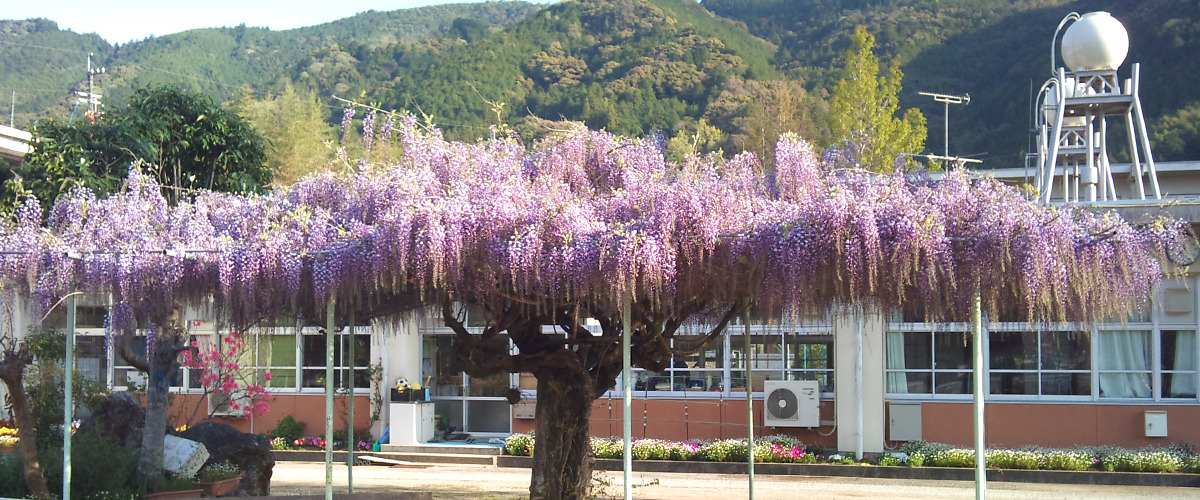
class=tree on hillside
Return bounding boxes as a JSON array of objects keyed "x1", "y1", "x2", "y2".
[
  {"x1": 827, "y1": 26, "x2": 926, "y2": 173},
  {"x1": 704, "y1": 78, "x2": 820, "y2": 166},
  {"x1": 231, "y1": 85, "x2": 338, "y2": 186},
  {"x1": 122, "y1": 86, "x2": 272, "y2": 200},
  {"x1": 5, "y1": 85, "x2": 272, "y2": 211}
]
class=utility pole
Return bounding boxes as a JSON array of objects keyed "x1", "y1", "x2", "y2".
[
  {"x1": 919, "y1": 91, "x2": 970, "y2": 161},
  {"x1": 9, "y1": 90, "x2": 13, "y2": 126},
  {"x1": 82, "y1": 53, "x2": 105, "y2": 118}
]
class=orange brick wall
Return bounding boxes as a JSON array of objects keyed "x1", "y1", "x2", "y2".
[{"x1": 921, "y1": 402, "x2": 1200, "y2": 448}]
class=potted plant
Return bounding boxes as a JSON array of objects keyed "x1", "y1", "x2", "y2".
[
  {"x1": 145, "y1": 474, "x2": 202, "y2": 499},
  {"x1": 196, "y1": 461, "x2": 243, "y2": 497}
]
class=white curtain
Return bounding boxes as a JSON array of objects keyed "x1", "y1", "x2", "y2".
[
  {"x1": 1170, "y1": 331, "x2": 1198, "y2": 397},
  {"x1": 1098, "y1": 330, "x2": 1152, "y2": 398},
  {"x1": 886, "y1": 331, "x2": 908, "y2": 393}
]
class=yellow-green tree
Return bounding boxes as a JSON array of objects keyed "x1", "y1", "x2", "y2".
[
  {"x1": 232, "y1": 85, "x2": 337, "y2": 186},
  {"x1": 828, "y1": 26, "x2": 926, "y2": 173}
]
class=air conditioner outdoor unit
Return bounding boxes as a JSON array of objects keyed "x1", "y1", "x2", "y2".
[
  {"x1": 207, "y1": 392, "x2": 248, "y2": 418},
  {"x1": 763, "y1": 380, "x2": 820, "y2": 427}
]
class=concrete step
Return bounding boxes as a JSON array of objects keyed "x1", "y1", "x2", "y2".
[
  {"x1": 273, "y1": 450, "x2": 496, "y2": 466},
  {"x1": 380, "y1": 444, "x2": 503, "y2": 456}
]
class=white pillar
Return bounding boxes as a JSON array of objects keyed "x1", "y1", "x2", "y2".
[{"x1": 835, "y1": 308, "x2": 885, "y2": 454}]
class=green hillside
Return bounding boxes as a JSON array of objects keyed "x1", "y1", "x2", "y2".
[
  {"x1": 703, "y1": 0, "x2": 1200, "y2": 167},
  {"x1": 0, "y1": 2, "x2": 540, "y2": 127},
  {"x1": 303, "y1": 0, "x2": 794, "y2": 144}
]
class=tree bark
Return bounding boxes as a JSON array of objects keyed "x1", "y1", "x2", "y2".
[
  {"x1": 0, "y1": 351, "x2": 50, "y2": 498},
  {"x1": 119, "y1": 308, "x2": 187, "y2": 491},
  {"x1": 529, "y1": 367, "x2": 596, "y2": 500}
]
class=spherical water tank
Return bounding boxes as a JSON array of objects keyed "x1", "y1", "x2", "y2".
[{"x1": 1061, "y1": 12, "x2": 1128, "y2": 72}]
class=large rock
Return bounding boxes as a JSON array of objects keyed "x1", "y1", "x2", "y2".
[
  {"x1": 76, "y1": 392, "x2": 145, "y2": 449},
  {"x1": 177, "y1": 422, "x2": 274, "y2": 496}
]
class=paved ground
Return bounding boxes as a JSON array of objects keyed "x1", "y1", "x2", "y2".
[{"x1": 270, "y1": 461, "x2": 1200, "y2": 500}]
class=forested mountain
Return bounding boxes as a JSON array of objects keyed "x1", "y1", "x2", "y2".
[
  {"x1": 294, "y1": 0, "x2": 814, "y2": 152},
  {"x1": 5, "y1": 0, "x2": 1200, "y2": 169},
  {"x1": 0, "y1": 2, "x2": 539, "y2": 126},
  {"x1": 704, "y1": 0, "x2": 1200, "y2": 167}
]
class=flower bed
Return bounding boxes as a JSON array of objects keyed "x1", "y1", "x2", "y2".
[
  {"x1": 271, "y1": 436, "x2": 372, "y2": 451},
  {"x1": 503, "y1": 433, "x2": 1200, "y2": 473},
  {"x1": 0, "y1": 424, "x2": 17, "y2": 448}
]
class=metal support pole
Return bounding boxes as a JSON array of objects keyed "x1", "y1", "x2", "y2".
[
  {"x1": 855, "y1": 307, "x2": 864, "y2": 461},
  {"x1": 62, "y1": 292, "x2": 77, "y2": 500},
  {"x1": 1131, "y1": 64, "x2": 1161, "y2": 199},
  {"x1": 972, "y1": 289, "x2": 987, "y2": 500},
  {"x1": 325, "y1": 296, "x2": 336, "y2": 500},
  {"x1": 744, "y1": 309, "x2": 755, "y2": 500},
  {"x1": 1125, "y1": 111, "x2": 1145, "y2": 200},
  {"x1": 944, "y1": 101, "x2": 950, "y2": 158},
  {"x1": 346, "y1": 308, "x2": 355, "y2": 493},
  {"x1": 1042, "y1": 69, "x2": 1068, "y2": 205},
  {"x1": 1085, "y1": 109, "x2": 1096, "y2": 203},
  {"x1": 622, "y1": 292, "x2": 632, "y2": 500}
]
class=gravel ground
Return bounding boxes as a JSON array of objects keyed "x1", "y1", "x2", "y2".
[{"x1": 270, "y1": 461, "x2": 1200, "y2": 500}]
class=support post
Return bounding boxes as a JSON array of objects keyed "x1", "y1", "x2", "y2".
[
  {"x1": 62, "y1": 292, "x2": 77, "y2": 500},
  {"x1": 325, "y1": 296, "x2": 336, "y2": 500},
  {"x1": 346, "y1": 307, "x2": 355, "y2": 493},
  {"x1": 1042, "y1": 69, "x2": 1068, "y2": 205},
  {"x1": 745, "y1": 309, "x2": 755, "y2": 500},
  {"x1": 972, "y1": 288, "x2": 986, "y2": 500},
  {"x1": 1131, "y1": 64, "x2": 1161, "y2": 199},
  {"x1": 622, "y1": 292, "x2": 632, "y2": 500},
  {"x1": 855, "y1": 307, "x2": 864, "y2": 461},
  {"x1": 944, "y1": 101, "x2": 950, "y2": 158}
]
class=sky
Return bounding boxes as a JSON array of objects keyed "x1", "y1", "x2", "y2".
[{"x1": 4, "y1": 0, "x2": 556, "y2": 45}]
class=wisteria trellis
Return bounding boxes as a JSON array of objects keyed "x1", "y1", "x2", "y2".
[{"x1": 0, "y1": 115, "x2": 1188, "y2": 334}]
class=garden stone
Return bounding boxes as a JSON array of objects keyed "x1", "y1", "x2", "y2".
[
  {"x1": 177, "y1": 422, "x2": 274, "y2": 496},
  {"x1": 77, "y1": 392, "x2": 145, "y2": 449}
]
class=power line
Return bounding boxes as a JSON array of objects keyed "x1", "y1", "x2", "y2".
[{"x1": 0, "y1": 40, "x2": 90, "y2": 54}]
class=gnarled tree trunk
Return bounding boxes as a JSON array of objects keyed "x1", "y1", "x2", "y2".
[
  {"x1": 529, "y1": 365, "x2": 596, "y2": 500},
  {"x1": 0, "y1": 347, "x2": 50, "y2": 498},
  {"x1": 117, "y1": 307, "x2": 188, "y2": 491}
]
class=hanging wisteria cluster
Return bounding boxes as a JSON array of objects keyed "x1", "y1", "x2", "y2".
[{"x1": 0, "y1": 115, "x2": 1188, "y2": 332}]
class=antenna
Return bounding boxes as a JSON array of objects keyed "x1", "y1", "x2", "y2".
[{"x1": 918, "y1": 91, "x2": 970, "y2": 164}]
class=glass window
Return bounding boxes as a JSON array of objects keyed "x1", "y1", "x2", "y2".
[
  {"x1": 886, "y1": 330, "x2": 970, "y2": 395},
  {"x1": 987, "y1": 330, "x2": 1090, "y2": 397},
  {"x1": 1098, "y1": 330, "x2": 1152, "y2": 398},
  {"x1": 1162, "y1": 330, "x2": 1198, "y2": 399},
  {"x1": 301, "y1": 331, "x2": 370, "y2": 389},
  {"x1": 786, "y1": 334, "x2": 833, "y2": 392}
]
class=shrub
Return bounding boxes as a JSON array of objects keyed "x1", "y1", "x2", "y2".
[
  {"x1": 1043, "y1": 450, "x2": 1094, "y2": 471},
  {"x1": 667, "y1": 442, "x2": 700, "y2": 461},
  {"x1": 68, "y1": 432, "x2": 140, "y2": 499},
  {"x1": 269, "y1": 416, "x2": 306, "y2": 442},
  {"x1": 591, "y1": 437, "x2": 623, "y2": 459},
  {"x1": 632, "y1": 439, "x2": 670, "y2": 460},
  {"x1": 504, "y1": 432, "x2": 535, "y2": 457},
  {"x1": 158, "y1": 474, "x2": 197, "y2": 492},
  {"x1": 1101, "y1": 450, "x2": 1182, "y2": 473},
  {"x1": 0, "y1": 454, "x2": 28, "y2": 498},
  {"x1": 987, "y1": 449, "x2": 1042, "y2": 470},
  {"x1": 699, "y1": 439, "x2": 749, "y2": 462},
  {"x1": 908, "y1": 452, "x2": 926, "y2": 467},
  {"x1": 758, "y1": 435, "x2": 803, "y2": 449},
  {"x1": 929, "y1": 448, "x2": 975, "y2": 468},
  {"x1": 878, "y1": 455, "x2": 903, "y2": 467}
]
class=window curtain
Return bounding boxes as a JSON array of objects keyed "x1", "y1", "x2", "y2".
[
  {"x1": 1098, "y1": 330, "x2": 1152, "y2": 398},
  {"x1": 886, "y1": 331, "x2": 908, "y2": 393},
  {"x1": 1171, "y1": 331, "x2": 1198, "y2": 396}
]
